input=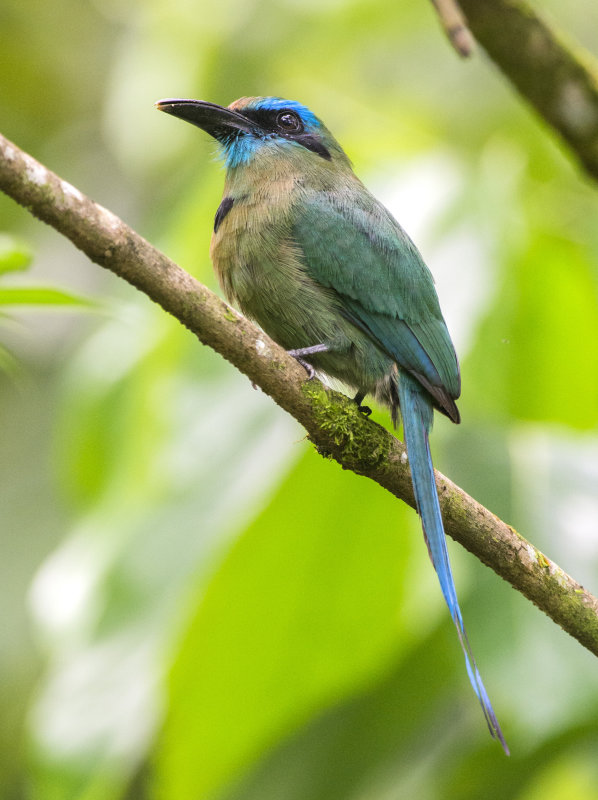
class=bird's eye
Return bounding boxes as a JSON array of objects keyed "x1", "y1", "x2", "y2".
[{"x1": 276, "y1": 111, "x2": 303, "y2": 133}]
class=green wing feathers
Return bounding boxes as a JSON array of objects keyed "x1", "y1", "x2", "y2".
[{"x1": 291, "y1": 188, "x2": 460, "y2": 418}]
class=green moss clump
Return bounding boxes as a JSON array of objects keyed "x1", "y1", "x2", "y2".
[{"x1": 301, "y1": 382, "x2": 388, "y2": 471}]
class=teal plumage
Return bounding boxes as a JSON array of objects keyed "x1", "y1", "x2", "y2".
[{"x1": 156, "y1": 95, "x2": 508, "y2": 752}]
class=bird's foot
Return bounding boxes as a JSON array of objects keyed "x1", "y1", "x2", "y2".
[
  {"x1": 287, "y1": 344, "x2": 329, "y2": 380},
  {"x1": 353, "y1": 390, "x2": 372, "y2": 417},
  {"x1": 292, "y1": 357, "x2": 316, "y2": 379}
]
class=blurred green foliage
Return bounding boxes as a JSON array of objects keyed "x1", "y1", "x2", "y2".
[
  {"x1": 0, "y1": 234, "x2": 32, "y2": 275},
  {"x1": 0, "y1": 234, "x2": 91, "y2": 375},
  {"x1": 1, "y1": 1, "x2": 598, "y2": 799}
]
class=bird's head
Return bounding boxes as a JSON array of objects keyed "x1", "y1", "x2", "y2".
[{"x1": 155, "y1": 96, "x2": 350, "y2": 170}]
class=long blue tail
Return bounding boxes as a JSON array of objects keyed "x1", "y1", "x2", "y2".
[{"x1": 398, "y1": 372, "x2": 508, "y2": 754}]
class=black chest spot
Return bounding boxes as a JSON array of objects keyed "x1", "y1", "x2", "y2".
[{"x1": 214, "y1": 196, "x2": 234, "y2": 233}]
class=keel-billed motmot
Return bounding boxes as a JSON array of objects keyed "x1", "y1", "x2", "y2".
[{"x1": 156, "y1": 96, "x2": 508, "y2": 753}]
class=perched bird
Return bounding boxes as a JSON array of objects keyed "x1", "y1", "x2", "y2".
[{"x1": 156, "y1": 96, "x2": 508, "y2": 752}]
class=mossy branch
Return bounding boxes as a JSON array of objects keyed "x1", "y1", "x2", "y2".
[
  {"x1": 457, "y1": 0, "x2": 598, "y2": 181},
  {"x1": 1, "y1": 131, "x2": 598, "y2": 657}
]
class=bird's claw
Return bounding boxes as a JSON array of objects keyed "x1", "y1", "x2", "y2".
[
  {"x1": 294, "y1": 357, "x2": 316, "y2": 380},
  {"x1": 352, "y1": 391, "x2": 371, "y2": 417},
  {"x1": 287, "y1": 344, "x2": 328, "y2": 380}
]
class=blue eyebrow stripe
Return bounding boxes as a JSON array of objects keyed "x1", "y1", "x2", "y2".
[{"x1": 244, "y1": 97, "x2": 322, "y2": 129}]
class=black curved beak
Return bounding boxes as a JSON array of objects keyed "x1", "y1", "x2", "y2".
[{"x1": 155, "y1": 99, "x2": 257, "y2": 140}]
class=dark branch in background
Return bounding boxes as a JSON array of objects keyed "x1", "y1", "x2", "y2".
[
  {"x1": 1, "y1": 132, "x2": 598, "y2": 657},
  {"x1": 458, "y1": 0, "x2": 598, "y2": 182},
  {"x1": 430, "y1": 0, "x2": 475, "y2": 58}
]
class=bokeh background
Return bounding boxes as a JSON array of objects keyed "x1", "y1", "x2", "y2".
[{"x1": 2, "y1": 1, "x2": 598, "y2": 798}]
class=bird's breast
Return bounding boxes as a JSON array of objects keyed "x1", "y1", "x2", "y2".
[
  {"x1": 209, "y1": 174, "x2": 297, "y2": 307},
  {"x1": 208, "y1": 176, "x2": 346, "y2": 353}
]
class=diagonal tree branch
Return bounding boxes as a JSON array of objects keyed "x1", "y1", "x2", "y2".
[
  {"x1": 2, "y1": 131, "x2": 598, "y2": 657},
  {"x1": 458, "y1": 0, "x2": 598, "y2": 182}
]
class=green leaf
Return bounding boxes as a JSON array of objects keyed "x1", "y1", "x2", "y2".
[
  {"x1": 0, "y1": 234, "x2": 33, "y2": 274},
  {"x1": 156, "y1": 447, "x2": 424, "y2": 800},
  {"x1": 0, "y1": 286, "x2": 93, "y2": 307},
  {"x1": 465, "y1": 234, "x2": 598, "y2": 429}
]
